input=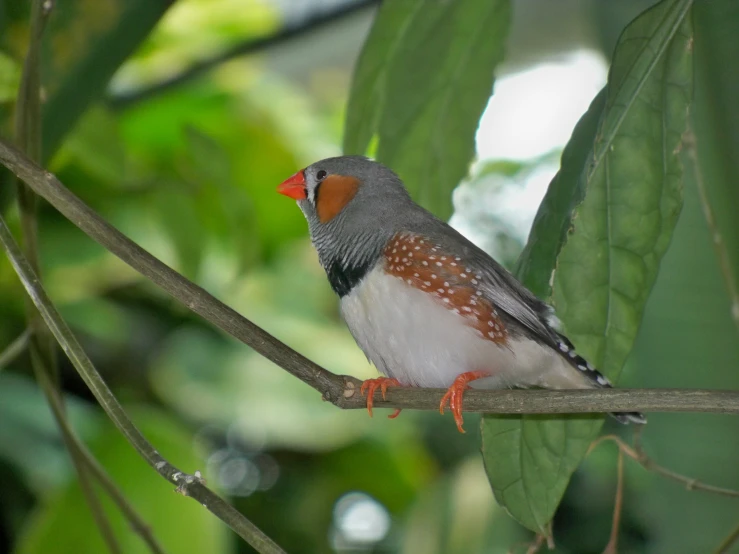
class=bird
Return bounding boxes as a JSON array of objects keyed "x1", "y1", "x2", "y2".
[{"x1": 277, "y1": 155, "x2": 645, "y2": 433}]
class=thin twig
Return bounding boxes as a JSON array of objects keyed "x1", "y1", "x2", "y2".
[
  {"x1": 0, "y1": 329, "x2": 31, "y2": 372},
  {"x1": 29, "y1": 350, "x2": 122, "y2": 554},
  {"x1": 32, "y1": 351, "x2": 167, "y2": 554},
  {"x1": 108, "y1": 0, "x2": 379, "y2": 109},
  {"x1": 0, "y1": 214, "x2": 285, "y2": 553},
  {"x1": 684, "y1": 130, "x2": 739, "y2": 334},
  {"x1": 14, "y1": 2, "x2": 122, "y2": 552},
  {"x1": 589, "y1": 433, "x2": 739, "y2": 498},
  {"x1": 714, "y1": 519, "x2": 739, "y2": 554},
  {"x1": 0, "y1": 140, "x2": 738, "y2": 417},
  {"x1": 602, "y1": 448, "x2": 624, "y2": 554}
]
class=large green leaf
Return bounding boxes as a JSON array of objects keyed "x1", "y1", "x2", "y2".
[
  {"x1": 40, "y1": 0, "x2": 174, "y2": 160},
  {"x1": 482, "y1": 0, "x2": 693, "y2": 534},
  {"x1": 343, "y1": 0, "x2": 511, "y2": 219}
]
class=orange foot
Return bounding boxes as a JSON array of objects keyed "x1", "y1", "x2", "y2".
[
  {"x1": 360, "y1": 377, "x2": 402, "y2": 419},
  {"x1": 440, "y1": 371, "x2": 489, "y2": 433}
]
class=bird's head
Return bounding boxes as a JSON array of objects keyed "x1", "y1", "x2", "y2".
[{"x1": 277, "y1": 156, "x2": 414, "y2": 266}]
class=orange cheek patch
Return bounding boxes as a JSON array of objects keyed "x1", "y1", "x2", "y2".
[{"x1": 316, "y1": 175, "x2": 360, "y2": 223}]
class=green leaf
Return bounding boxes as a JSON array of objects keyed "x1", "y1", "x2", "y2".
[
  {"x1": 344, "y1": 0, "x2": 511, "y2": 219},
  {"x1": 482, "y1": 0, "x2": 693, "y2": 534},
  {"x1": 15, "y1": 408, "x2": 231, "y2": 554},
  {"x1": 40, "y1": 0, "x2": 174, "y2": 160},
  {"x1": 514, "y1": 89, "x2": 607, "y2": 298}
]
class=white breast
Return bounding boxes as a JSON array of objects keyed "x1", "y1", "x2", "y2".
[{"x1": 340, "y1": 266, "x2": 587, "y2": 390}]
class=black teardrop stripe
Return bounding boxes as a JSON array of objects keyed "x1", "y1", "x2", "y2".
[{"x1": 324, "y1": 257, "x2": 374, "y2": 297}]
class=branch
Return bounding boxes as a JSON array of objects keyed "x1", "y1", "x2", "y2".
[
  {"x1": 0, "y1": 139, "x2": 738, "y2": 418},
  {"x1": 589, "y1": 432, "x2": 739, "y2": 498},
  {"x1": 715, "y1": 519, "x2": 739, "y2": 554},
  {"x1": 32, "y1": 347, "x2": 166, "y2": 554},
  {"x1": 684, "y1": 130, "x2": 739, "y2": 334},
  {"x1": 0, "y1": 329, "x2": 31, "y2": 372},
  {"x1": 108, "y1": 0, "x2": 379, "y2": 109},
  {"x1": 15, "y1": 3, "x2": 122, "y2": 552},
  {"x1": 0, "y1": 214, "x2": 285, "y2": 554}
]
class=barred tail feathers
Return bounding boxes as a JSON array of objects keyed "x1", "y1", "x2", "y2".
[{"x1": 554, "y1": 333, "x2": 646, "y2": 425}]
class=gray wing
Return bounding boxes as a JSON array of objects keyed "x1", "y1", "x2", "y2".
[{"x1": 409, "y1": 215, "x2": 561, "y2": 348}]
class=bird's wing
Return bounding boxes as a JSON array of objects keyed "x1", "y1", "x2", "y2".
[{"x1": 382, "y1": 230, "x2": 562, "y2": 349}]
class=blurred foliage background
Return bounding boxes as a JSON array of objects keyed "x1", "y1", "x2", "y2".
[{"x1": 0, "y1": 0, "x2": 738, "y2": 553}]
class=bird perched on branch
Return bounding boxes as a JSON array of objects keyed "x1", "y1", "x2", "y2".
[{"x1": 277, "y1": 156, "x2": 645, "y2": 432}]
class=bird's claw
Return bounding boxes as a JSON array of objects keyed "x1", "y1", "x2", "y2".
[
  {"x1": 360, "y1": 377, "x2": 401, "y2": 418},
  {"x1": 440, "y1": 371, "x2": 489, "y2": 433}
]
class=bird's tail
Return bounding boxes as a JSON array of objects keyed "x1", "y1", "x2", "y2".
[
  {"x1": 554, "y1": 333, "x2": 647, "y2": 425},
  {"x1": 610, "y1": 411, "x2": 647, "y2": 425}
]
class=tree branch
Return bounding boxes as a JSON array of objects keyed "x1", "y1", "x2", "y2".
[
  {"x1": 108, "y1": 0, "x2": 379, "y2": 109},
  {"x1": 0, "y1": 213, "x2": 285, "y2": 554},
  {"x1": 0, "y1": 139, "x2": 738, "y2": 418}
]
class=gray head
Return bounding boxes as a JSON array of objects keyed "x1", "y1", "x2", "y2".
[{"x1": 277, "y1": 156, "x2": 418, "y2": 276}]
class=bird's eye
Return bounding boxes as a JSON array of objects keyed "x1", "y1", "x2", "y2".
[{"x1": 316, "y1": 170, "x2": 327, "y2": 181}]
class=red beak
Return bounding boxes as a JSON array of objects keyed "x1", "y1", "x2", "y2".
[{"x1": 277, "y1": 170, "x2": 307, "y2": 200}]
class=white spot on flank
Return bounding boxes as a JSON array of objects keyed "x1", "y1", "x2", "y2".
[
  {"x1": 455, "y1": 257, "x2": 461, "y2": 261},
  {"x1": 441, "y1": 256, "x2": 447, "y2": 260},
  {"x1": 463, "y1": 306, "x2": 472, "y2": 312},
  {"x1": 596, "y1": 375, "x2": 609, "y2": 385},
  {"x1": 414, "y1": 273, "x2": 420, "y2": 277},
  {"x1": 394, "y1": 257, "x2": 399, "y2": 262},
  {"x1": 436, "y1": 262, "x2": 442, "y2": 266},
  {"x1": 438, "y1": 288, "x2": 445, "y2": 293},
  {"x1": 444, "y1": 282, "x2": 449, "y2": 287},
  {"x1": 443, "y1": 298, "x2": 450, "y2": 303},
  {"x1": 471, "y1": 279, "x2": 478, "y2": 285},
  {"x1": 476, "y1": 291, "x2": 483, "y2": 296},
  {"x1": 402, "y1": 246, "x2": 407, "y2": 251},
  {"x1": 568, "y1": 350, "x2": 577, "y2": 358},
  {"x1": 402, "y1": 257, "x2": 408, "y2": 262},
  {"x1": 429, "y1": 256, "x2": 436, "y2": 260},
  {"x1": 415, "y1": 246, "x2": 421, "y2": 250},
  {"x1": 451, "y1": 262, "x2": 457, "y2": 266},
  {"x1": 460, "y1": 273, "x2": 467, "y2": 278},
  {"x1": 431, "y1": 274, "x2": 437, "y2": 279},
  {"x1": 424, "y1": 281, "x2": 431, "y2": 286},
  {"x1": 392, "y1": 249, "x2": 397, "y2": 253},
  {"x1": 559, "y1": 343, "x2": 569, "y2": 352},
  {"x1": 422, "y1": 261, "x2": 428, "y2": 266},
  {"x1": 578, "y1": 364, "x2": 586, "y2": 371}
]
